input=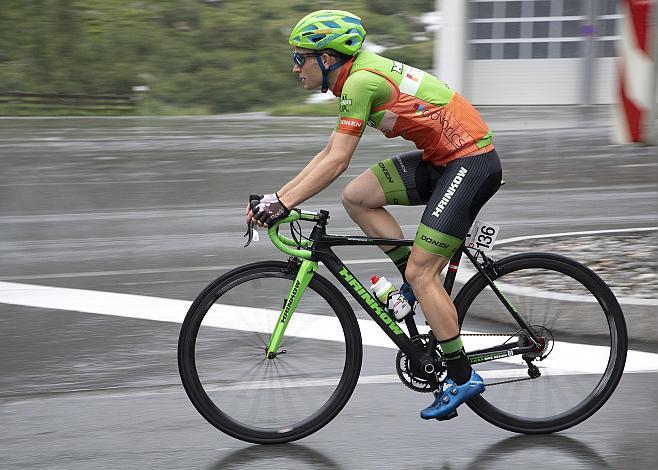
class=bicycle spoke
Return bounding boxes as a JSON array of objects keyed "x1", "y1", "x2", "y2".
[
  {"x1": 179, "y1": 263, "x2": 361, "y2": 442},
  {"x1": 457, "y1": 254, "x2": 626, "y2": 432}
]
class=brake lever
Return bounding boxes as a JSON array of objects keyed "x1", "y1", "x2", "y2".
[
  {"x1": 243, "y1": 223, "x2": 254, "y2": 247},
  {"x1": 244, "y1": 194, "x2": 262, "y2": 248}
]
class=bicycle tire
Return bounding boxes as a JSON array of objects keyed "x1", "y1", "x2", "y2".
[
  {"x1": 454, "y1": 252, "x2": 627, "y2": 434},
  {"x1": 178, "y1": 260, "x2": 362, "y2": 444}
]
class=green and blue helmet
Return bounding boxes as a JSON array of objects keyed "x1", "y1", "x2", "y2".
[{"x1": 289, "y1": 10, "x2": 366, "y2": 56}]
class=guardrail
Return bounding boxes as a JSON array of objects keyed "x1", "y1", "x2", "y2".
[{"x1": 0, "y1": 91, "x2": 138, "y2": 112}]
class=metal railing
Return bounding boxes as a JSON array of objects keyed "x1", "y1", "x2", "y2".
[{"x1": 0, "y1": 92, "x2": 138, "y2": 112}]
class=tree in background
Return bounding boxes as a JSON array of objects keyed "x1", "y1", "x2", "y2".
[{"x1": 0, "y1": 0, "x2": 434, "y2": 114}]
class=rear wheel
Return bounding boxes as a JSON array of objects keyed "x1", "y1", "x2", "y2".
[
  {"x1": 178, "y1": 261, "x2": 362, "y2": 444},
  {"x1": 454, "y1": 252, "x2": 627, "y2": 434}
]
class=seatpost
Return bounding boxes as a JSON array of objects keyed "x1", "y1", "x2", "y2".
[{"x1": 443, "y1": 247, "x2": 464, "y2": 295}]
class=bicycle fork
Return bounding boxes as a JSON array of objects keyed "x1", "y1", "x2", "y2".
[{"x1": 265, "y1": 258, "x2": 318, "y2": 358}]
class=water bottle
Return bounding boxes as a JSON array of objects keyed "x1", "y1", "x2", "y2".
[{"x1": 370, "y1": 276, "x2": 412, "y2": 321}]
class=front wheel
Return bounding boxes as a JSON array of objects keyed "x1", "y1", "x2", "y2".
[
  {"x1": 454, "y1": 252, "x2": 627, "y2": 434},
  {"x1": 178, "y1": 261, "x2": 362, "y2": 444}
]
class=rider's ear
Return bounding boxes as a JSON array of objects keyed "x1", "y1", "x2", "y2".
[{"x1": 322, "y1": 53, "x2": 332, "y2": 70}]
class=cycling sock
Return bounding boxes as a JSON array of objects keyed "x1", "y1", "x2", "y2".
[
  {"x1": 439, "y1": 335, "x2": 472, "y2": 385},
  {"x1": 384, "y1": 246, "x2": 410, "y2": 282}
]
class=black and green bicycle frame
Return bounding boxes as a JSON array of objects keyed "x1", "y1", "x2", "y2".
[{"x1": 262, "y1": 210, "x2": 541, "y2": 381}]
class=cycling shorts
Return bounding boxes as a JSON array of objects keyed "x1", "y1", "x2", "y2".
[{"x1": 370, "y1": 149, "x2": 502, "y2": 257}]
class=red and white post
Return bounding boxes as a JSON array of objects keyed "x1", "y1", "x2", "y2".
[{"x1": 614, "y1": 0, "x2": 657, "y2": 144}]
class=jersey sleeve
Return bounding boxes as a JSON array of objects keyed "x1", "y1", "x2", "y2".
[{"x1": 334, "y1": 70, "x2": 385, "y2": 137}]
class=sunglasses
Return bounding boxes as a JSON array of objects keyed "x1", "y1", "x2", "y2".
[{"x1": 292, "y1": 51, "x2": 320, "y2": 67}]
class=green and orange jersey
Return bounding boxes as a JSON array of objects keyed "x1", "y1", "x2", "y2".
[{"x1": 332, "y1": 50, "x2": 494, "y2": 166}]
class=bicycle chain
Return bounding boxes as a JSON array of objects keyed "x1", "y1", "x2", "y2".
[
  {"x1": 461, "y1": 332, "x2": 517, "y2": 337},
  {"x1": 400, "y1": 328, "x2": 542, "y2": 388},
  {"x1": 460, "y1": 332, "x2": 537, "y2": 387},
  {"x1": 486, "y1": 376, "x2": 536, "y2": 387}
]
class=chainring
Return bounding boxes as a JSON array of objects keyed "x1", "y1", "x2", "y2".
[{"x1": 395, "y1": 334, "x2": 446, "y2": 393}]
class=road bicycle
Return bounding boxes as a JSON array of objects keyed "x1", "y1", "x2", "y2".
[{"x1": 178, "y1": 208, "x2": 627, "y2": 444}]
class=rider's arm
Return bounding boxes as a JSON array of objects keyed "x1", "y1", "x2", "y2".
[
  {"x1": 245, "y1": 133, "x2": 335, "y2": 223},
  {"x1": 277, "y1": 132, "x2": 360, "y2": 209},
  {"x1": 277, "y1": 131, "x2": 337, "y2": 199},
  {"x1": 277, "y1": 70, "x2": 383, "y2": 209}
]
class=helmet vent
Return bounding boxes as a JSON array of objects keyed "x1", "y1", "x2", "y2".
[{"x1": 342, "y1": 16, "x2": 361, "y2": 25}]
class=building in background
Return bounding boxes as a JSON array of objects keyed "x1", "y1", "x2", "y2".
[
  {"x1": 438, "y1": 0, "x2": 622, "y2": 105},
  {"x1": 436, "y1": 0, "x2": 656, "y2": 143}
]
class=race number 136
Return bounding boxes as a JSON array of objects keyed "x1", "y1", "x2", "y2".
[{"x1": 466, "y1": 221, "x2": 499, "y2": 252}]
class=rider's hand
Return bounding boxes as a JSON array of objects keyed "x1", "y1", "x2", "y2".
[
  {"x1": 246, "y1": 193, "x2": 277, "y2": 225},
  {"x1": 252, "y1": 193, "x2": 290, "y2": 227}
]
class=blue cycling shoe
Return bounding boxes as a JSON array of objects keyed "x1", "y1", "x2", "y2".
[
  {"x1": 420, "y1": 370, "x2": 485, "y2": 420},
  {"x1": 400, "y1": 282, "x2": 416, "y2": 306}
]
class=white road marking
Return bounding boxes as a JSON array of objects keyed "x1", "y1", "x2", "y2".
[
  {"x1": 0, "y1": 281, "x2": 656, "y2": 375},
  {"x1": 1, "y1": 227, "x2": 654, "y2": 306},
  {"x1": 494, "y1": 226, "x2": 657, "y2": 246}
]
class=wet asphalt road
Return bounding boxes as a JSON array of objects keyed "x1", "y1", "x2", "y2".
[{"x1": 0, "y1": 108, "x2": 657, "y2": 469}]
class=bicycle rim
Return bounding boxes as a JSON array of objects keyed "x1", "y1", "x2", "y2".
[
  {"x1": 455, "y1": 253, "x2": 627, "y2": 433},
  {"x1": 178, "y1": 261, "x2": 362, "y2": 444}
]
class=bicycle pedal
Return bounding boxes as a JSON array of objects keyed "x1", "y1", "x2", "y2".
[{"x1": 436, "y1": 410, "x2": 458, "y2": 421}]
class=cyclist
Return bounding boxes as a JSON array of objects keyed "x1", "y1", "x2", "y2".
[{"x1": 247, "y1": 9, "x2": 502, "y2": 420}]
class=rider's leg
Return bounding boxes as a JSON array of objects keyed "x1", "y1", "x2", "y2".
[
  {"x1": 342, "y1": 151, "x2": 427, "y2": 279},
  {"x1": 341, "y1": 168, "x2": 411, "y2": 278},
  {"x1": 405, "y1": 249, "x2": 455, "y2": 338},
  {"x1": 405, "y1": 247, "x2": 471, "y2": 383},
  {"x1": 412, "y1": 151, "x2": 502, "y2": 419},
  {"x1": 408, "y1": 242, "x2": 484, "y2": 420},
  {"x1": 410, "y1": 242, "x2": 485, "y2": 421},
  {"x1": 341, "y1": 169, "x2": 403, "y2": 246}
]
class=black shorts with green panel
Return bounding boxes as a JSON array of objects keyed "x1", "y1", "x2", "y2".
[{"x1": 370, "y1": 149, "x2": 502, "y2": 257}]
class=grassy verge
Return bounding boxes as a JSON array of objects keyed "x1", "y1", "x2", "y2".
[
  {"x1": 0, "y1": 100, "x2": 212, "y2": 117},
  {"x1": 0, "y1": 106, "x2": 136, "y2": 117},
  {"x1": 0, "y1": 100, "x2": 337, "y2": 117}
]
